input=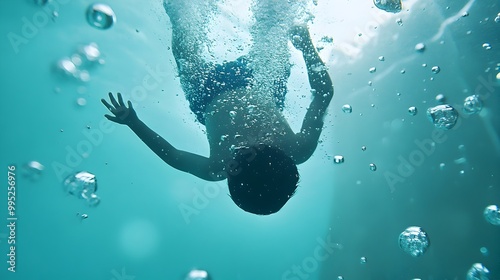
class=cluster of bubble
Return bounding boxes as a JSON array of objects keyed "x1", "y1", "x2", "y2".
[
  {"x1": 398, "y1": 226, "x2": 430, "y2": 257},
  {"x1": 373, "y1": 0, "x2": 402, "y2": 13},
  {"x1": 466, "y1": 263, "x2": 490, "y2": 280},
  {"x1": 426, "y1": 94, "x2": 484, "y2": 130},
  {"x1": 63, "y1": 171, "x2": 100, "y2": 207},
  {"x1": 483, "y1": 205, "x2": 500, "y2": 226},
  {"x1": 185, "y1": 269, "x2": 210, "y2": 280},
  {"x1": 426, "y1": 104, "x2": 458, "y2": 130},
  {"x1": 56, "y1": 42, "x2": 104, "y2": 82}
]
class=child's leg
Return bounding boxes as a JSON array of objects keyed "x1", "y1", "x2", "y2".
[
  {"x1": 163, "y1": 0, "x2": 253, "y2": 124},
  {"x1": 164, "y1": 0, "x2": 207, "y2": 73}
]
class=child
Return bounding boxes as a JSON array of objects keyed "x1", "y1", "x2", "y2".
[{"x1": 101, "y1": 3, "x2": 333, "y2": 215}]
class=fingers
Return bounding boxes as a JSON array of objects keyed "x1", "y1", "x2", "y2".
[
  {"x1": 127, "y1": 100, "x2": 133, "y2": 109},
  {"x1": 109, "y1": 92, "x2": 120, "y2": 108},
  {"x1": 117, "y1": 92, "x2": 125, "y2": 107},
  {"x1": 101, "y1": 98, "x2": 114, "y2": 111},
  {"x1": 104, "y1": 114, "x2": 120, "y2": 123}
]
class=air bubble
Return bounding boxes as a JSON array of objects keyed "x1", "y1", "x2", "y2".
[
  {"x1": 463, "y1": 95, "x2": 483, "y2": 114},
  {"x1": 57, "y1": 58, "x2": 78, "y2": 76},
  {"x1": 369, "y1": 163, "x2": 377, "y2": 171},
  {"x1": 229, "y1": 111, "x2": 237, "y2": 118},
  {"x1": 415, "y1": 43, "x2": 425, "y2": 52},
  {"x1": 396, "y1": 18, "x2": 403, "y2": 26},
  {"x1": 79, "y1": 70, "x2": 90, "y2": 82},
  {"x1": 480, "y1": 247, "x2": 489, "y2": 256},
  {"x1": 22, "y1": 161, "x2": 44, "y2": 181},
  {"x1": 86, "y1": 3, "x2": 116, "y2": 30},
  {"x1": 71, "y1": 54, "x2": 83, "y2": 67},
  {"x1": 431, "y1": 66, "x2": 441, "y2": 74},
  {"x1": 369, "y1": 67, "x2": 376, "y2": 73},
  {"x1": 482, "y1": 43, "x2": 492, "y2": 50},
  {"x1": 495, "y1": 13, "x2": 500, "y2": 23},
  {"x1": 185, "y1": 269, "x2": 210, "y2": 280},
  {"x1": 342, "y1": 104, "x2": 352, "y2": 113},
  {"x1": 408, "y1": 106, "x2": 417, "y2": 116},
  {"x1": 361, "y1": 146, "x2": 367, "y2": 151},
  {"x1": 466, "y1": 263, "x2": 490, "y2": 280},
  {"x1": 426, "y1": 104, "x2": 458, "y2": 130},
  {"x1": 86, "y1": 193, "x2": 101, "y2": 207},
  {"x1": 80, "y1": 43, "x2": 101, "y2": 62},
  {"x1": 399, "y1": 226, "x2": 430, "y2": 257},
  {"x1": 64, "y1": 171, "x2": 97, "y2": 198},
  {"x1": 435, "y1": 94, "x2": 446, "y2": 104},
  {"x1": 360, "y1": 256, "x2": 367, "y2": 264},
  {"x1": 373, "y1": 0, "x2": 402, "y2": 13},
  {"x1": 483, "y1": 205, "x2": 500, "y2": 226},
  {"x1": 378, "y1": 56, "x2": 385, "y2": 61},
  {"x1": 333, "y1": 155, "x2": 345, "y2": 164},
  {"x1": 63, "y1": 171, "x2": 101, "y2": 207},
  {"x1": 77, "y1": 98, "x2": 87, "y2": 106}
]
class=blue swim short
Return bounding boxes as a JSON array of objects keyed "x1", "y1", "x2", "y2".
[{"x1": 180, "y1": 57, "x2": 288, "y2": 124}]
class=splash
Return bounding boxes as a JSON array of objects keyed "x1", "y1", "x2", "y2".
[
  {"x1": 248, "y1": 0, "x2": 310, "y2": 103},
  {"x1": 164, "y1": 0, "x2": 220, "y2": 61}
]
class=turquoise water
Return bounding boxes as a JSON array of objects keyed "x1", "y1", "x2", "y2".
[{"x1": 1, "y1": 0, "x2": 499, "y2": 279}]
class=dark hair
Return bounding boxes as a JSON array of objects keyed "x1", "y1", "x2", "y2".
[{"x1": 226, "y1": 145, "x2": 299, "y2": 215}]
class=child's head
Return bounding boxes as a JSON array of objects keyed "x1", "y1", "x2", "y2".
[{"x1": 226, "y1": 145, "x2": 299, "y2": 215}]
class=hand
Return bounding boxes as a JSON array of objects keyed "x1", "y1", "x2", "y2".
[
  {"x1": 290, "y1": 25, "x2": 313, "y2": 52},
  {"x1": 101, "y1": 92, "x2": 138, "y2": 125}
]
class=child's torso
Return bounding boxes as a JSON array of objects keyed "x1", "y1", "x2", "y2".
[{"x1": 204, "y1": 87, "x2": 296, "y2": 171}]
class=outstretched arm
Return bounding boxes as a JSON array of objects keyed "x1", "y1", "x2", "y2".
[
  {"x1": 101, "y1": 92, "x2": 220, "y2": 181},
  {"x1": 290, "y1": 26, "x2": 334, "y2": 164}
]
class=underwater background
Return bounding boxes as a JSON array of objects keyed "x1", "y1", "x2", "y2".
[{"x1": 0, "y1": 0, "x2": 499, "y2": 279}]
